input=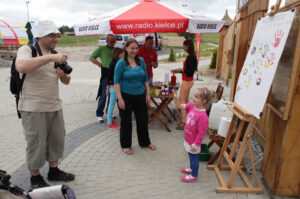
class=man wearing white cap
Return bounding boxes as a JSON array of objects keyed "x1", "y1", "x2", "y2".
[{"x1": 16, "y1": 20, "x2": 75, "y2": 189}]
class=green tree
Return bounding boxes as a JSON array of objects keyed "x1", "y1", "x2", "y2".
[
  {"x1": 58, "y1": 25, "x2": 73, "y2": 35},
  {"x1": 177, "y1": 33, "x2": 195, "y2": 41},
  {"x1": 168, "y1": 47, "x2": 176, "y2": 62},
  {"x1": 209, "y1": 48, "x2": 218, "y2": 69}
]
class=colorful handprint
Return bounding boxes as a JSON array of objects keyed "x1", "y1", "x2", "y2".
[
  {"x1": 250, "y1": 60, "x2": 255, "y2": 68},
  {"x1": 264, "y1": 52, "x2": 275, "y2": 69},
  {"x1": 245, "y1": 80, "x2": 251, "y2": 88},
  {"x1": 257, "y1": 58, "x2": 263, "y2": 67},
  {"x1": 251, "y1": 46, "x2": 256, "y2": 55},
  {"x1": 262, "y1": 43, "x2": 270, "y2": 59},
  {"x1": 256, "y1": 77, "x2": 261, "y2": 85},
  {"x1": 272, "y1": 29, "x2": 284, "y2": 48},
  {"x1": 242, "y1": 68, "x2": 248, "y2": 75}
]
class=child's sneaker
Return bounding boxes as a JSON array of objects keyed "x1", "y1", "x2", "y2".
[
  {"x1": 180, "y1": 168, "x2": 191, "y2": 174},
  {"x1": 107, "y1": 124, "x2": 120, "y2": 130},
  {"x1": 112, "y1": 120, "x2": 119, "y2": 126},
  {"x1": 181, "y1": 175, "x2": 197, "y2": 182}
]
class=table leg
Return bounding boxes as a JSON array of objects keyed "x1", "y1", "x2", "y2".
[
  {"x1": 151, "y1": 98, "x2": 171, "y2": 123},
  {"x1": 148, "y1": 99, "x2": 172, "y2": 132}
]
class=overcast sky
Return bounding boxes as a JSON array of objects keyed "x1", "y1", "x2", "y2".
[{"x1": 0, "y1": 0, "x2": 278, "y2": 27}]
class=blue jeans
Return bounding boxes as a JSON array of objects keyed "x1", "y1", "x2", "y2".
[
  {"x1": 188, "y1": 153, "x2": 199, "y2": 177},
  {"x1": 96, "y1": 77, "x2": 108, "y2": 117},
  {"x1": 107, "y1": 87, "x2": 117, "y2": 125}
]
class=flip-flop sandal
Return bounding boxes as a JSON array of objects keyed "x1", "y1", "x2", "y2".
[
  {"x1": 122, "y1": 148, "x2": 133, "y2": 155},
  {"x1": 148, "y1": 144, "x2": 156, "y2": 150}
]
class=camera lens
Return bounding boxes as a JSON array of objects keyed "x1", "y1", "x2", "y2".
[{"x1": 60, "y1": 62, "x2": 73, "y2": 74}]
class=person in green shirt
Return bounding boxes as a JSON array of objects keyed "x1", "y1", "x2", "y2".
[{"x1": 89, "y1": 34, "x2": 115, "y2": 123}]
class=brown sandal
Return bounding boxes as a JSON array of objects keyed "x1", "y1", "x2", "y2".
[
  {"x1": 122, "y1": 148, "x2": 133, "y2": 155},
  {"x1": 148, "y1": 144, "x2": 156, "y2": 150}
]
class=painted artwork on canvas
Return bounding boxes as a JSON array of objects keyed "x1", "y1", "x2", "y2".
[{"x1": 234, "y1": 10, "x2": 295, "y2": 118}]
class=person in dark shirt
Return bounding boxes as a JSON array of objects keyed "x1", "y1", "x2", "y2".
[
  {"x1": 106, "y1": 48, "x2": 123, "y2": 129},
  {"x1": 171, "y1": 39, "x2": 198, "y2": 130},
  {"x1": 89, "y1": 34, "x2": 116, "y2": 123}
]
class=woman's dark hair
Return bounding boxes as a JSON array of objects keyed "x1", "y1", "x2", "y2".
[
  {"x1": 183, "y1": 39, "x2": 196, "y2": 56},
  {"x1": 111, "y1": 47, "x2": 123, "y2": 60},
  {"x1": 124, "y1": 38, "x2": 141, "y2": 66}
]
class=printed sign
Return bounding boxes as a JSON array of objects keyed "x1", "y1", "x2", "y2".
[{"x1": 234, "y1": 10, "x2": 295, "y2": 118}]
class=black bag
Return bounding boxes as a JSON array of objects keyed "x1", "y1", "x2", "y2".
[
  {"x1": 10, "y1": 44, "x2": 37, "y2": 118},
  {"x1": 0, "y1": 170, "x2": 77, "y2": 199}
]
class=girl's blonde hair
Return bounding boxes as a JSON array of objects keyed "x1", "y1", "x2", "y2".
[{"x1": 196, "y1": 87, "x2": 214, "y2": 109}]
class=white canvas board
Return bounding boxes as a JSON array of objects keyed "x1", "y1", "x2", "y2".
[{"x1": 234, "y1": 10, "x2": 295, "y2": 118}]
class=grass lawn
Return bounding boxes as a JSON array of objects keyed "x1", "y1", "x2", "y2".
[
  {"x1": 199, "y1": 43, "x2": 216, "y2": 57},
  {"x1": 56, "y1": 35, "x2": 99, "y2": 47},
  {"x1": 163, "y1": 42, "x2": 215, "y2": 57},
  {"x1": 160, "y1": 33, "x2": 219, "y2": 45},
  {"x1": 200, "y1": 33, "x2": 219, "y2": 45},
  {"x1": 160, "y1": 33, "x2": 179, "y2": 37}
]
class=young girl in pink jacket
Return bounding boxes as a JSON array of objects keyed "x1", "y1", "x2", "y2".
[{"x1": 174, "y1": 87, "x2": 213, "y2": 182}]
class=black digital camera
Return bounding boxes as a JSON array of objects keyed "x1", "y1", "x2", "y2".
[
  {"x1": 52, "y1": 50, "x2": 73, "y2": 74},
  {"x1": 54, "y1": 62, "x2": 73, "y2": 74}
]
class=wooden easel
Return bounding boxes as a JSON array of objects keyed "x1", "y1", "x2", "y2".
[{"x1": 207, "y1": 102, "x2": 264, "y2": 194}]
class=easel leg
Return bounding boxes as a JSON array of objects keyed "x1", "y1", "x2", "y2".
[
  {"x1": 217, "y1": 115, "x2": 237, "y2": 168},
  {"x1": 208, "y1": 103, "x2": 263, "y2": 194},
  {"x1": 227, "y1": 117, "x2": 256, "y2": 188},
  {"x1": 247, "y1": 137, "x2": 259, "y2": 187}
]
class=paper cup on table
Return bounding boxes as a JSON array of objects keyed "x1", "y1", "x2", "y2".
[
  {"x1": 156, "y1": 88, "x2": 160, "y2": 96},
  {"x1": 217, "y1": 117, "x2": 232, "y2": 137}
]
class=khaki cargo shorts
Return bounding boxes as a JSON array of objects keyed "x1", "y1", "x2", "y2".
[{"x1": 21, "y1": 110, "x2": 65, "y2": 170}]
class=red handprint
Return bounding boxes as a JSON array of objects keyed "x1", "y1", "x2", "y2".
[
  {"x1": 272, "y1": 30, "x2": 284, "y2": 48},
  {"x1": 265, "y1": 52, "x2": 275, "y2": 69}
]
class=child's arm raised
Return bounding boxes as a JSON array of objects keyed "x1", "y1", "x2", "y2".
[{"x1": 173, "y1": 90, "x2": 185, "y2": 110}]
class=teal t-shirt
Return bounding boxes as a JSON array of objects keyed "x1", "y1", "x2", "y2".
[
  {"x1": 114, "y1": 57, "x2": 149, "y2": 95},
  {"x1": 89, "y1": 46, "x2": 113, "y2": 68}
]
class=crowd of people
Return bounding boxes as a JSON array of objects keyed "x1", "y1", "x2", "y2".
[{"x1": 15, "y1": 20, "x2": 214, "y2": 189}]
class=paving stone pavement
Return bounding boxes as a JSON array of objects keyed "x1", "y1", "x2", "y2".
[{"x1": 0, "y1": 61, "x2": 278, "y2": 199}]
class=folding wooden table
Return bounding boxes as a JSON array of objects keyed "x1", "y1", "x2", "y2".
[{"x1": 147, "y1": 94, "x2": 177, "y2": 132}]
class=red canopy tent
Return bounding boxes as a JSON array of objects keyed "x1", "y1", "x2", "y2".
[{"x1": 74, "y1": 0, "x2": 224, "y2": 35}]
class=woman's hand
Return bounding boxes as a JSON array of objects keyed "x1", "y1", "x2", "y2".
[
  {"x1": 171, "y1": 68, "x2": 182, "y2": 74},
  {"x1": 146, "y1": 94, "x2": 151, "y2": 106},
  {"x1": 118, "y1": 98, "x2": 125, "y2": 110}
]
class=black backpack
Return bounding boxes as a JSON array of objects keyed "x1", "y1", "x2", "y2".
[{"x1": 10, "y1": 44, "x2": 37, "y2": 118}]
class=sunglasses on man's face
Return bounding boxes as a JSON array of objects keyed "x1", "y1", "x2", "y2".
[{"x1": 108, "y1": 40, "x2": 116, "y2": 44}]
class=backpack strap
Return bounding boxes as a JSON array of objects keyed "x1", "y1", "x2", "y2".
[{"x1": 34, "y1": 42, "x2": 43, "y2": 56}]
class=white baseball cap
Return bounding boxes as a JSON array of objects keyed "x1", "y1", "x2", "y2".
[{"x1": 36, "y1": 20, "x2": 60, "y2": 38}]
